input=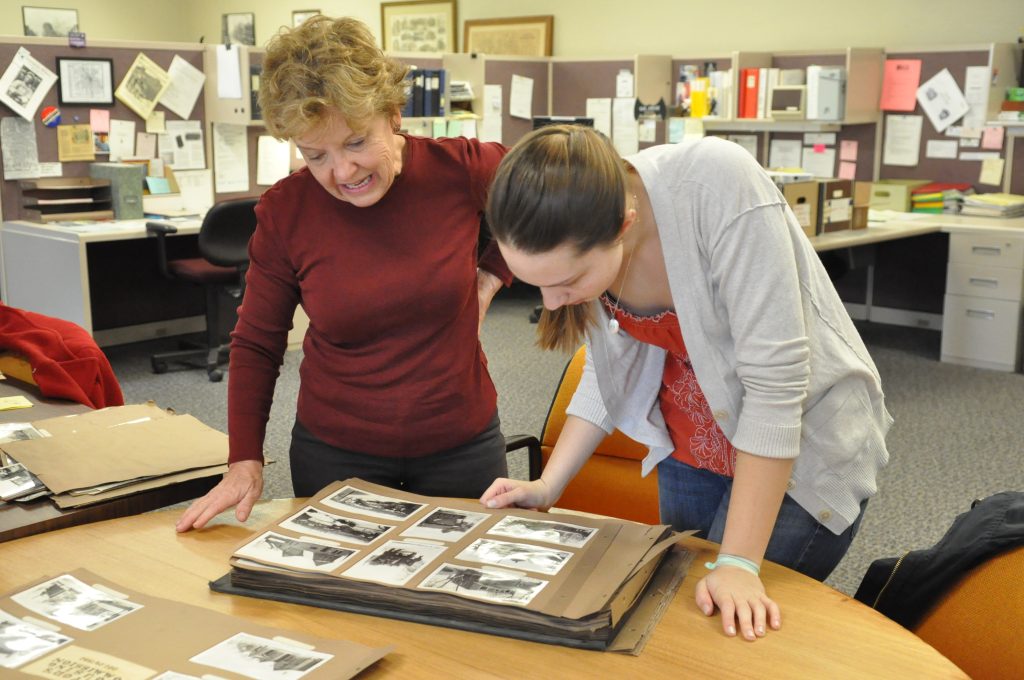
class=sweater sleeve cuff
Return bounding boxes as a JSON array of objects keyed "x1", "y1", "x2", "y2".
[
  {"x1": 731, "y1": 417, "x2": 802, "y2": 459},
  {"x1": 566, "y1": 392, "x2": 615, "y2": 434}
]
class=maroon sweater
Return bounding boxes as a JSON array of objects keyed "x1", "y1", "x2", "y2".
[{"x1": 227, "y1": 135, "x2": 511, "y2": 464}]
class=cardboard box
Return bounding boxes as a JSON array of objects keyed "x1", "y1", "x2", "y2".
[
  {"x1": 89, "y1": 162, "x2": 145, "y2": 219},
  {"x1": 782, "y1": 181, "x2": 819, "y2": 238},
  {"x1": 817, "y1": 179, "x2": 852, "y2": 233},
  {"x1": 851, "y1": 181, "x2": 872, "y2": 230},
  {"x1": 868, "y1": 179, "x2": 931, "y2": 212}
]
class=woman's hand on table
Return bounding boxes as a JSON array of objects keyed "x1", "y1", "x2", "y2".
[{"x1": 175, "y1": 459, "x2": 264, "y2": 532}]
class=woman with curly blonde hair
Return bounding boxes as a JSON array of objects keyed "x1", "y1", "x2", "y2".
[{"x1": 178, "y1": 16, "x2": 512, "y2": 532}]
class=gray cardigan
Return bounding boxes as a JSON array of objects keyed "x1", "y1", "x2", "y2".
[{"x1": 566, "y1": 137, "x2": 892, "y2": 535}]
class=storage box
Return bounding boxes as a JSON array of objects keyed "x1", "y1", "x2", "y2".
[
  {"x1": 868, "y1": 179, "x2": 931, "y2": 213},
  {"x1": 851, "y1": 181, "x2": 872, "y2": 230},
  {"x1": 782, "y1": 181, "x2": 819, "y2": 238},
  {"x1": 817, "y1": 179, "x2": 852, "y2": 233},
  {"x1": 89, "y1": 162, "x2": 145, "y2": 219}
]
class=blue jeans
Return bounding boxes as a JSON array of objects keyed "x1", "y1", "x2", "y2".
[{"x1": 657, "y1": 456, "x2": 866, "y2": 581}]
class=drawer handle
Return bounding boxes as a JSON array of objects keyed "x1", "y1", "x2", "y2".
[
  {"x1": 966, "y1": 308, "x2": 996, "y2": 320},
  {"x1": 968, "y1": 277, "x2": 999, "y2": 288},
  {"x1": 971, "y1": 246, "x2": 1002, "y2": 256}
]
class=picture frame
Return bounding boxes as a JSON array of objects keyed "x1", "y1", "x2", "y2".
[
  {"x1": 292, "y1": 9, "x2": 320, "y2": 28},
  {"x1": 463, "y1": 15, "x2": 553, "y2": 57},
  {"x1": 221, "y1": 12, "x2": 255, "y2": 46},
  {"x1": 22, "y1": 6, "x2": 79, "y2": 37},
  {"x1": 55, "y1": 57, "x2": 114, "y2": 106},
  {"x1": 381, "y1": 0, "x2": 457, "y2": 53}
]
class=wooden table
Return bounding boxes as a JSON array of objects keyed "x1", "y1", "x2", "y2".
[
  {"x1": 1, "y1": 499, "x2": 967, "y2": 679},
  {"x1": 0, "y1": 376, "x2": 218, "y2": 542}
]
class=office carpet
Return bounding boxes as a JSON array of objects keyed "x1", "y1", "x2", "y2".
[{"x1": 106, "y1": 287, "x2": 1024, "y2": 597}]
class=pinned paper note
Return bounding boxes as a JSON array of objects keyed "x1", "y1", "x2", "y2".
[
  {"x1": 979, "y1": 157, "x2": 1005, "y2": 186},
  {"x1": 981, "y1": 126, "x2": 1005, "y2": 151},
  {"x1": 916, "y1": 68, "x2": 969, "y2": 134},
  {"x1": 509, "y1": 74, "x2": 534, "y2": 120},
  {"x1": 838, "y1": 161, "x2": 857, "y2": 180},
  {"x1": 880, "y1": 59, "x2": 922, "y2": 111},
  {"x1": 883, "y1": 114, "x2": 923, "y2": 166},
  {"x1": 90, "y1": 108, "x2": 110, "y2": 133},
  {"x1": 926, "y1": 139, "x2": 959, "y2": 159},
  {"x1": 839, "y1": 140, "x2": 858, "y2": 162}
]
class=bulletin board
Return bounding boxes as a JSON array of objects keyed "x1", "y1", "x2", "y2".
[{"x1": 485, "y1": 57, "x2": 549, "y2": 146}]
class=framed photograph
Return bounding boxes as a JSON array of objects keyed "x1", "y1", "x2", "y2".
[
  {"x1": 463, "y1": 15, "x2": 553, "y2": 57},
  {"x1": 22, "y1": 6, "x2": 78, "y2": 37},
  {"x1": 55, "y1": 57, "x2": 113, "y2": 106},
  {"x1": 381, "y1": 0, "x2": 457, "y2": 53},
  {"x1": 292, "y1": 9, "x2": 320, "y2": 28},
  {"x1": 221, "y1": 12, "x2": 255, "y2": 46}
]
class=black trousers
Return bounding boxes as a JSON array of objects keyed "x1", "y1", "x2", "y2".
[{"x1": 289, "y1": 413, "x2": 507, "y2": 499}]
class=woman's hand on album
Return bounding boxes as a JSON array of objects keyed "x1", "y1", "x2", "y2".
[
  {"x1": 695, "y1": 566, "x2": 781, "y2": 642},
  {"x1": 479, "y1": 478, "x2": 554, "y2": 511},
  {"x1": 175, "y1": 459, "x2": 264, "y2": 532}
]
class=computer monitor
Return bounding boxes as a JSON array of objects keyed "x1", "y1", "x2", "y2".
[{"x1": 531, "y1": 116, "x2": 595, "y2": 130}]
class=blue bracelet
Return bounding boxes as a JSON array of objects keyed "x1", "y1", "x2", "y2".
[{"x1": 704, "y1": 553, "x2": 761, "y2": 576}]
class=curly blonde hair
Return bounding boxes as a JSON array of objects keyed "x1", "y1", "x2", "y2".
[{"x1": 259, "y1": 16, "x2": 409, "y2": 139}]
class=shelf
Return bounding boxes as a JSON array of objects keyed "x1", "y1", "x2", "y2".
[
  {"x1": 19, "y1": 177, "x2": 113, "y2": 223},
  {"x1": 701, "y1": 119, "x2": 842, "y2": 132}
]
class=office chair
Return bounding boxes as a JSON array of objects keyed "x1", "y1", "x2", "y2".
[
  {"x1": 534, "y1": 346, "x2": 659, "y2": 523},
  {"x1": 146, "y1": 198, "x2": 258, "y2": 382},
  {"x1": 855, "y1": 492, "x2": 1024, "y2": 680}
]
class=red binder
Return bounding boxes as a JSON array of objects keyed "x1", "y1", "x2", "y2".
[{"x1": 741, "y1": 68, "x2": 760, "y2": 118}]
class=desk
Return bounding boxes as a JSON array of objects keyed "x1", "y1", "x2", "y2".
[
  {"x1": 0, "y1": 218, "x2": 204, "y2": 346},
  {"x1": 0, "y1": 218, "x2": 310, "y2": 348},
  {"x1": 0, "y1": 376, "x2": 218, "y2": 543},
  {"x1": 0, "y1": 499, "x2": 966, "y2": 678}
]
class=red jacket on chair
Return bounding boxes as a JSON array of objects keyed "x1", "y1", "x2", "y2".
[{"x1": 0, "y1": 303, "x2": 124, "y2": 409}]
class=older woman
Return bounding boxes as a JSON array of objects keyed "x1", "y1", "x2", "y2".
[{"x1": 177, "y1": 16, "x2": 511, "y2": 532}]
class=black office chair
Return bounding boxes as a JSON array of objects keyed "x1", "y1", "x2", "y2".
[{"x1": 145, "y1": 198, "x2": 258, "y2": 382}]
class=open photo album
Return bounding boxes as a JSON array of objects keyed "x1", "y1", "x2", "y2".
[{"x1": 211, "y1": 479, "x2": 694, "y2": 652}]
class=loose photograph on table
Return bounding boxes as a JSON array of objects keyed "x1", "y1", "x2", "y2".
[
  {"x1": 400, "y1": 506, "x2": 490, "y2": 542},
  {"x1": 0, "y1": 422, "x2": 45, "y2": 445},
  {"x1": 456, "y1": 538, "x2": 573, "y2": 575},
  {"x1": 280, "y1": 506, "x2": 393, "y2": 545},
  {"x1": 321, "y1": 486, "x2": 426, "y2": 520},
  {"x1": 0, "y1": 463, "x2": 46, "y2": 501},
  {"x1": 0, "y1": 608, "x2": 73, "y2": 669},
  {"x1": 190, "y1": 632, "x2": 332, "y2": 680},
  {"x1": 10, "y1": 574, "x2": 142, "y2": 631},
  {"x1": 235, "y1": 531, "x2": 357, "y2": 572},
  {"x1": 487, "y1": 516, "x2": 597, "y2": 548},
  {"x1": 419, "y1": 563, "x2": 547, "y2": 605},
  {"x1": 343, "y1": 539, "x2": 446, "y2": 586}
]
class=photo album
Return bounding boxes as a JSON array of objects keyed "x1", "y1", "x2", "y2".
[
  {"x1": 0, "y1": 569, "x2": 390, "y2": 678},
  {"x1": 211, "y1": 478, "x2": 694, "y2": 652}
]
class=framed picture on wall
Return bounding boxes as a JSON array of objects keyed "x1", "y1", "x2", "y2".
[
  {"x1": 222, "y1": 12, "x2": 256, "y2": 46},
  {"x1": 463, "y1": 15, "x2": 553, "y2": 57},
  {"x1": 381, "y1": 0, "x2": 457, "y2": 53},
  {"x1": 292, "y1": 10, "x2": 320, "y2": 28},
  {"x1": 55, "y1": 57, "x2": 114, "y2": 106},
  {"x1": 22, "y1": 6, "x2": 79, "y2": 37}
]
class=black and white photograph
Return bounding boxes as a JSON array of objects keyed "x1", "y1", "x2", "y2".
[
  {"x1": 0, "y1": 422, "x2": 45, "y2": 445},
  {"x1": 321, "y1": 486, "x2": 426, "y2": 521},
  {"x1": 487, "y1": 516, "x2": 597, "y2": 548},
  {"x1": 401, "y1": 506, "x2": 490, "y2": 542},
  {"x1": 190, "y1": 632, "x2": 332, "y2": 680},
  {"x1": 456, "y1": 538, "x2": 573, "y2": 576},
  {"x1": 10, "y1": 575, "x2": 142, "y2": 631},
  {"x1": 292, "y1": 10, "x2": 320, "y2": 28},
  {"x1": 0, "y1": 608, "x2": 73, "y2": 669},
  {"x1": 22, "y1": 6, "x2": 79, "y2": 37},
  {"x1": 56, "y1": 57, "x2": 114, "y2": 106},
  {"x1": 235, "y1": 531, "x2": 356, "y2": 572},
  {"x1": 0, "y1": 463, "x2": 45, "y2": 501},
  {"x1": 419, "y1": 563, "x2": 547, "y2": 605},
  {"x1": 0, "y1": 47, "x2": 57, "y2": 121},
  {"x1": 222, "y1": 12, "x2": 256, "y2": 46},
  {"x1": 342, "y1": 539, "x2": 446, "y2": 586},
  {"x1": 114, "y1": 52, "x2": 170, "y2": 119},
  {"x1": 280, "y1": 506, "x2": 393, "y2": 545}
]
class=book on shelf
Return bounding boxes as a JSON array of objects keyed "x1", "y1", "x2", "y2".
[
  {"x1": 211, "y1": 478, "x2": 694, "y2": 653},
  {"x1": 0, "y1": 569, "x2": 389, "y2": 677}
]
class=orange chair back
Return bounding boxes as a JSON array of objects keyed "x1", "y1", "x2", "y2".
[
  {"x1": 912, "y1": 545, "x2": 1024, "y2": 680},
  {"x1": 540, "y1": 346, "x2": 660, "y2": 523}
]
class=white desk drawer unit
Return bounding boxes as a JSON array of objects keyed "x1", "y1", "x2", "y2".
[{"x1": 941, "y1": 232, "x2": 1024, "y2": 372}]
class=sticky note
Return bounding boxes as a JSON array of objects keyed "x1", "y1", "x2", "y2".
[{"x1": 0, "y1": 395, "x2": 33, "y2": 411}]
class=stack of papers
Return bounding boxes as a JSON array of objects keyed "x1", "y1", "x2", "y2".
[
  {"x1": 0, "y1": 403, "x2": 229, "y2": 509},
  {"x1": 961, "y1": 193, "x2": 1024, "y2": 218},
  {"x1": 910, "y1": 182, "x2": 974, "y2": 214}
]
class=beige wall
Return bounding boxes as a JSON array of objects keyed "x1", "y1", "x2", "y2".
[{"x1": 3, "y1": 1, "x2": 1022, "y2": 56}]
